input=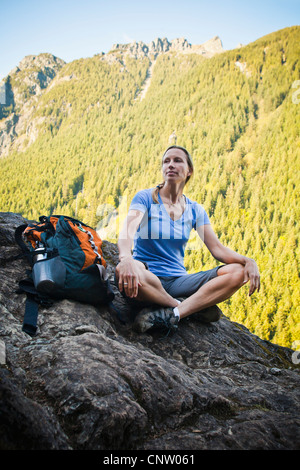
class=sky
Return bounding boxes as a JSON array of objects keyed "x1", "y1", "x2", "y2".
[{"x1": 0, "y1": 0, "x2": 299, "y2": 80}]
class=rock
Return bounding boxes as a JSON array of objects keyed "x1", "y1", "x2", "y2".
[
  {"x1": 109, "y1": 35, "x2": 224, "y2": 60},
  {"x1": 0, "y1": 211, "x2": 28, "y2": 245},
  {"x1": 0, "y1": 368, "x2": 70, "y2": 450},
  {"x1": 0, "y1": 212, "x2": 299, "y2": 450}
]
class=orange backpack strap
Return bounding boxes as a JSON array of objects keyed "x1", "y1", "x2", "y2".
[
  {"x1": 23, "y1": 217, "x2": 55, "y2": 248},
  {"x1": 73, "y1": 222, "x2": 107, "y2": 269}
]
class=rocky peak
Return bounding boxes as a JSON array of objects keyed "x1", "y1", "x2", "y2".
[
  {"x1": 0, "y1": 53, "x2": 65, "y2": 157},
  {"x1": 196, "y1": 35, "x2": 223, "y2": 55},
  {"x1": 7, "y1": 53, "x2": 65, "y2": 107},
  {"x1": 148, "y1": 37, "x2": 171, "y2": 53},
  {"x1": 14, "y1": 53, "x2": 65, "y2": 74},
  {"x1": 110, "y1": 35, "x2": 223, "y2": 60}
]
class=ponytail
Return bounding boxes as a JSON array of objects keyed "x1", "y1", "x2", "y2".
[{"x1": 152, "y1": 182, "x2": 165, "y2": 203}]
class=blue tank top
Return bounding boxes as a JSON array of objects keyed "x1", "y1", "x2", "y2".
[{"x1": 129, "y1": 188, "x2": 210, "y2": 277}]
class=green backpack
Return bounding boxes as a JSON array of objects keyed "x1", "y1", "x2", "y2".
[{"x1": 15, "y1": 215, "x2": 120, "y2": 336}]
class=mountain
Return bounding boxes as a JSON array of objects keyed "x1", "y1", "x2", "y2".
[
  {"x1": 109, "y1": 35, "x2": 223, "y2": 59},
  {"x1": 0, "y1": 36, "x2": 223, "y2": 156},
  {"x1": 0, "y1": 212, "x2": 299, "y2": 450},
  {"x1": 0, "y1": 53, "x2": 65, "y2": 155},
  {"x1": 0, "y1": 27, "x2": 299, "y2": 349}
]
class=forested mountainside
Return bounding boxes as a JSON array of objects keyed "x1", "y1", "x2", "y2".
[{"x1": 0, "y1": 27, "x2": 299, "y2": 348}]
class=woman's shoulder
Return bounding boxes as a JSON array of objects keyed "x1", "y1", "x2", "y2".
[
  {"x1": 130, "y1": 188, "x2": 155, "y2": 207},
  {"x1": 135, "y1": 187, "x2": 154, "y2": 195},
  {"x1": 185, "y1": 194, "x2": 201, "y2": 207},
  {"x1": 184, "y1": 195, "x2": 209, "y2": 215},
  {"x1": 133, "y1": 188, "x2": 154, "y2": 200}
]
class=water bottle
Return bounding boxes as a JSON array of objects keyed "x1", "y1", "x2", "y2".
[
  {"x1": 32, "y1": 243, "x2": 66, "y2": 293},
  {"x1": 33, "y1": 243, "x2": 47, "y2": 263}
]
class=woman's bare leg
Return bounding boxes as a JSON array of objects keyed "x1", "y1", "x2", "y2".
[
  {"x1": 116, "y1": 264, "x2": 179, "y2": 307},
  {"x1": 118, "y1": 263, "x2": 246, "y2": 319},
  {"x1": 178, "y1": 264, "x2": 246, "y2": 319},
  {"x1": 136, "y1": 269, "x2": 179, "y2": 307}
]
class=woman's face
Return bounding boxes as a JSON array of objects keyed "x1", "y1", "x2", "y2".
[{"x1": 162, "y1": 148, "x2": 192, "y2": 184}]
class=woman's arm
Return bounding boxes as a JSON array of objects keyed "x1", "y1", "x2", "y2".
[
  {"x1": 116, "y1": 209, "x2": 145, "y2": 297},
  {"x1": 197, "y1": 224, "x2": 260, "y2": 295}
]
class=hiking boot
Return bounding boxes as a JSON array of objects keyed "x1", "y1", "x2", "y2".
[
  {"x1": 133, "y1": 306, "x2": 179, "y2": 334},
  {"x1": 192, "y1": 305, "x2": 222, "y2": 323}
]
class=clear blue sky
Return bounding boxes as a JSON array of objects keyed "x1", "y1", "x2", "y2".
[{"x1": 1, "y1": 0, "x2": 299, "y2": 80}]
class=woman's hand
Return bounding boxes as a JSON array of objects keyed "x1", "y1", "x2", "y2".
[
  {"x1": 200, "y1": 225, "x2": 261, "y2": 297},
  {"x1": 116, "y1": 209, "x2": 145, "y2": 298},
  {"x1": 243, "y1": 258, "x2": 260, "y2": 296},
  {"x1": 115, "y1": 257, "x2": 145, "y2": 298}
]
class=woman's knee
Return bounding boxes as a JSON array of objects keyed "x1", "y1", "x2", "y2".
[
  {"x1": 138, "y1": 268, "x2": 160, "y2": 286},
  {"x1": 218, "y1": 263, "x2": 245, "y2": 288}
]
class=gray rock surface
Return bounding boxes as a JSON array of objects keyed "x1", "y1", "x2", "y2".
[{"x1": 0, "y1": 212, "x2": 299, "y2": 450}]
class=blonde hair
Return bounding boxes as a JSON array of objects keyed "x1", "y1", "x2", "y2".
[{"x1": 152, "y1": 146, "x2": 194, "y2": 203}]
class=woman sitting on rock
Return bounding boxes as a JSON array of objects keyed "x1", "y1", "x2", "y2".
[{"x1": 115, "y1": 145, "x2": 260, "y2": 333}]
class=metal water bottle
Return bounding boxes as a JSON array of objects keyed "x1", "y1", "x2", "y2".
[
  {"x1": 33, "y1": 242, "x2": 47, "y2": 263},
  {"x1": 32, "y1": 243, "x2": 66, "y2": 293}
]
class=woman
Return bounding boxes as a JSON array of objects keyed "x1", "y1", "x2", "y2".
[{"x1": 116, "y1": 145, "x2": 260, "y2": 333}]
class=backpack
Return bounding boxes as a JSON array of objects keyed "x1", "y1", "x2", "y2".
[{"x1": 15, "y1": 215, "x2": 121, "y2": 336}]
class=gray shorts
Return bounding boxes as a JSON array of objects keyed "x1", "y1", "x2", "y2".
[
  {"x1": 158, "y1": 265, "x2": 224, "y2": 298},
  {"x1": 116, "y1": 264, "x2": 224, "y2": 310}
]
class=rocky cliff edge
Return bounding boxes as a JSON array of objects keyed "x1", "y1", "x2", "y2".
[{"x1": 0, "y1": 212, "x2": 299, "y2": 450}]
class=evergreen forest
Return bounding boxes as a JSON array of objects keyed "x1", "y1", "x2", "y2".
[{"x1": 0, "y1": 26, "x2": 299, "y2": 349}]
